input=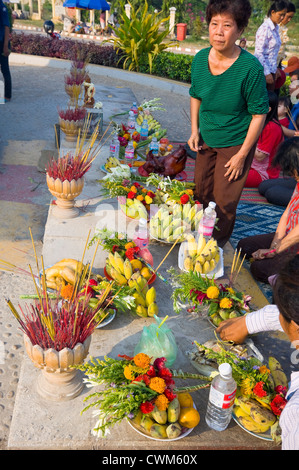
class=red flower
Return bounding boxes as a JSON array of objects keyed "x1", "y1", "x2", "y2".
[
  {"x1": 134, "y1": 374, "x2": 150, "y2": 386},
  {"x1": 180, "y1": 194, "x2": 189, "y2": 205},
  {"x1": 134, "y1": 182, "x2": 141, "y2": 188},
  {"x1": 146, "y1": 365, "x2": 156, "y2": 377},
  {"x1": 140, "y1": 401, "x2": 155, "y2": 414},
  {"x1": 147, "y1": 191, "x2": 155, "y2": 199},
  {"x1": 270, "y1": 395, "x2": 287, "y2": 416},
  {"x1": 88, "y1": 279, "x2": 98, "y2": 286},
  {"x1": 125, "y1": 246, "x2": 140, "y2": 260},
  {"x1": 164, "y1": 388, "x2": 176, "y2": 402},
  {"x1": 275, "y1": 385, "x2": 287, "y2": 397},
  {"x1": 127, "y1": 191, "x2": 136, "y2": 199},
  {"x1": 154, "y1": 357, "x2": 167, "y2": 370},
  {"x1": 253, "y1": 381, "x2": 268, "y2": 398},
  {"x1": 112, "y1": 245, "x2": 119, "y2": 253}
]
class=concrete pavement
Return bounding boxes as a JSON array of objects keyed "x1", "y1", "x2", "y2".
[{"x1": 0, "y1": 54, "x2": 292, "y2": 451}]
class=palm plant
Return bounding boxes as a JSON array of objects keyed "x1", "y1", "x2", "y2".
[{"x1": 106, "y1": 1, "x2": 177, "y2": 73}]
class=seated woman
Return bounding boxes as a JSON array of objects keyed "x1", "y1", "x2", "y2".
[
  {"x1": 245, "y1": 91, "x2": 284, "y2": 188},
  {"x1": 237, "y1": 137, "x2": 299, "y2": 283},
  {"x1": 216, "y1": 254, "x2": 299, "y2": 450},
  {"x1": 258, "y1": 176, "x2": 296, "y2": 206}
]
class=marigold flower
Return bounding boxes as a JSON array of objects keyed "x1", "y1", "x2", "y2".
[
  {"x1": 60, "y1": 283, "x2": 74, "y2": 300},
  {"x1": 136, "y1": 195, "x2": 144, "y2": 201},
  {"x1": 142, "y1": 188, "x2": 147, "y2": 193},
  {"x1": 206, "y1": 286, "x2": 220, "y2": 299},
  {"x1": 124, "y1": 365, "x2": 135, "y2": 381},
  {"x1": 226, "y1": 287, "x2": 235, "y2": 295},
  {"x1": 259, "y1": 365, "x2": 270, "y2": 375},
  {"x1": 130, "y1": 186, "x2": 138, "y2": 193},
  {"x1": 149, "y1": 377, "x2": 166, "y2": 394},
  {"x1": 219, "y1": 297, "x2": 233, "y2": 309},
  {"x1": 155, "y1": 394, "x2": 169, "y2": 411},
  {"x1": 125, "y1": 242, "x2": 135, "y2": 249},
  {"x1": 240, "y1": 377, "x2": 254, "y2": 396},
  {"x1": 144, "y1": 195, "x2": 153, "y2": 205},
  {"x1": 134, "y1": 353, "x2": 151, "y2": 370}
]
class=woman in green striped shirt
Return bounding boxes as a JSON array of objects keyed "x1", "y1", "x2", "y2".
[{"x1": 188, "y1": 0, "x2": 269, "y2": 247}]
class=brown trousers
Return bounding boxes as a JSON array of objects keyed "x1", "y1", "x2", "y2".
[{"x1": 194, "y1": 141, "x2": 256, "y2": 247}]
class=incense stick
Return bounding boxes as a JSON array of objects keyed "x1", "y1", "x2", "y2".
[{"x1": 287, "y1": 106, "x2": 298, "y2": 131}]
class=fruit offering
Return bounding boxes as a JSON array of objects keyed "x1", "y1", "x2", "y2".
[
  {"x1": 182, "y1": 234, "x2": 220, "y2": 275},
  {"x1": 149, "y1": 203, "x2": 203, "y2": 243},
  {"x1": 44, "y1": 258, "x2": 85, "y2": 290},
  {"x1": 105, "y1": 251, "x2": 158, "y2": 317},
  {"x1": 131, "y1": 393, "x2": 200, "y2": 439}
]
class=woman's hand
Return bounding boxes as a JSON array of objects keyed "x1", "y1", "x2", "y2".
[
  {"x1": 265, "y1": 73, "x2": 274, "y2": 86},
  {"x1": 188, "y1": 131, "x2": 202, "y2": 152},
  {"x1": 216, "y1": 316, "x2": 249, "y2": 344},
  {"x1": 224, "y1": 152, "x2": 246, "y2": 181},
  {"x1": 252, "y1": 248, "x2": 276, "y2": 260}
]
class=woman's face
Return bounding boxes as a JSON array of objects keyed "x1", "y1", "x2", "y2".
[
  {"x1": 209, "y1": 13, "x2": 242, "y2": 54},
  {"x1": 270, "y1": 9, "x2": 287, "y2": 25},
  {"x1": 281, "y1": 11, "x2": 295, "y2": 25}
]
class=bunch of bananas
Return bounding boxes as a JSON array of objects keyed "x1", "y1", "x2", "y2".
[
  {"x1": 183, "y1": 234, "x2": 220, "y2": 275},
  {"x1": 234, "y1": 356, "x2": 288, "y2": 437},
  {"x1": 104, "y1": 156, "x2": 121, "y2": 172},
  {"x1": 149, "y1": 204, "x2": 203, "y2": 243},
  {"x1": 136, "y1": 112, "x2": 162, "y2": 133},
  {"x1": 105, "y1": 252, "x2": 158, "y2": 317}
]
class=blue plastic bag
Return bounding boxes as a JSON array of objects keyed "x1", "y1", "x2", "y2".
[{"x1": 134, "y1": 315, "x2": 177, "y2": 367}]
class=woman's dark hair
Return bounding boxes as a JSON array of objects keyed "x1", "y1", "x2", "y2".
[
  {"x1": 273, "y1": 255, "x2": 299, "y2": 325},
  {"x1": 286, "y1": 1, "x2": 296, "y2": 12},
  {"x1": 272, "y1": 136, "x2": 299, "y2": 176},
  {"x1": 267, "y1": 0, "x2": 288, "y2": 16},
  {"x1": 205, "y1": 0, "x2": 252, "y2": 30},
  {"x1": 278, "y1": 95, "x2": 291, "y2": 109},
  {"x1": 265, "y1": 90, "x2": 279, "y2": 126}
]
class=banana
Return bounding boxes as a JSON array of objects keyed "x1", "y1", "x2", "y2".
[
  {"x1": 108, "y1": 253, "x2": 121, "y2": 274},
  {"x1": 185, "y1": 234, "x2": 197, "y2": 257},
  {"x1": 123, "y1": 258, "x2": 133, "y2": 280},
  {"x1": 147, "y1": 301, "x2": 159, "y2": 317},
  {"x1": 195, "y1": 253, "x2": 207, "y2": 265},
  {"x1": 133, "y1": 292, "x2": 147, "y2": 308},
  {"x1": 202, "y1": 260, "x2": 211, "y2": 274},
  {"x1": 184, "y1": 256, "x2": 194, "y2": 271},
  {"x1": 197, "y1": 234, "x2": 206, "y2": 255},
  {"x1": 145, "y1": 286, "x2": 156, "y2": 306},
  {"x1": 235, "y1": 396, "x2": 276, "y2": 428},
  {"x1": 113, "y1": 252, "x2": 125, "y2": 274},
  {"x1": 195, "y1": 260, "x2": 203, "y2": 273},
  {"x1": 109, "y1": 267, "x2": 128, "y2": 285},
  {"x1": 238, "y1": 414, "x2": 272, "y2": 434},
  {"x1": 268, "y1": 357, "x2": 288, "y2": 388},
  {"x1": 200, "y1": 237, "x2": 216, "y2": 257},
  {"x1": 136, "y1": 305, "x2": 148, "y2": 317}
]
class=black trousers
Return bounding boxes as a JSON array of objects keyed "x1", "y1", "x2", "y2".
[{"x1": 0, "y1": 40, "x2": 11, "y2": 100}]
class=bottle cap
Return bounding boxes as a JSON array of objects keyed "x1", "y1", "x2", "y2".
[
  {"x1": 209, "y1": 201, "x2": 216, "y2": 209},
  {"x1": 205, "y1": 207, "x2": 213, "y2": 215},
  {"x1": 139, "y1": 218, "x2": 147, "y2": 228},
  {"x1": 219, "y1": 363, "x2": 232, "y2": 378}
]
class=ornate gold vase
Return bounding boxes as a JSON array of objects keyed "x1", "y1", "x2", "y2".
[{"x1": 46, "y1": 174, "x2": 84, "y2": 219}]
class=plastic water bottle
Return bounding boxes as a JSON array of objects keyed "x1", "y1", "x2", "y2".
[
  {"x1": 140, "y1": 119, "x2": 149, "y2": 140},
  {"x1": 198, "y1": 201, "x2": 217, "y2": 237},
  {"x1": 205, "y1": 363, "x2": 237, "y2": 431},
  {"x1": 125, "y1": 140, "x2": 135, "y2": 161},
  {"x1": 149, "y1": 136, "x2": 159, "y2": 156},
  {"x1": 133, "y1": 218, "x2": 149, "y2": 249},
  {"x1": 127, "y1": 111, "x2": 136, "y2": 134},
  {"x1": 109, "y1": 136, "x2": 119, "y2": 158},
  {"x1": 130, "y1": 102, "x2": 138, "y2": 115}
]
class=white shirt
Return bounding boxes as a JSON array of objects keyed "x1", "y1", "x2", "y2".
[
  {"x1": 254, "y1": 17, "x2": 281, "y2": 76},
  {"x1": 246, "y1": 305, "x2": 299, "y2": 450}
]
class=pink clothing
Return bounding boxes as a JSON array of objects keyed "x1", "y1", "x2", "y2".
[{"x1": 251, "y1": 120, "x2": 283, "y2": 181}]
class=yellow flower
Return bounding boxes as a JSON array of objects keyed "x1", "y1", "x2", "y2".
[
  {"x1": 155, "y1": 394, "x2": 169, "y2": 411},
  {"x1": 124, "y1": 365, "x2": 135, "y2": 381},
  {"x1": 133, "y1": 353, "x2": 151, "y2": 370},
  {"x1": 136, "y1": 195, "x2": 144, "y2": 201},
  {"x1": 186, "y1": 189, "x2": 194, "y2": 195},
  {"x1": 259, "y1": 365, "x2": 270, "y2": 375},
  {"x1": 125, "y1": 242, "x2": 135, "y2": 249},
  {"x1": 130, "y1": 186, "x2": 137, "y2": 193},
  {"x1": 219, "y1": 297, "x2": 233, "y2": 309},
  {"x1": 132, "y1": 141, "x2": 138, "y2": 149},
  {"x1": 240, "y1": 378, "x2": 254, "y2": 396},
  {"x1": 226, "y1": 287, "x2": 235, "y2": 295},
  {"x1": 149, "y1": 377, "x2": 166, "y2": 394},
  {"x1": 206, "y1": 286, "x2": 220, "y2": 299},
  {"x1": 145, "y1": 195, "x2": 153, "y2": 205}
]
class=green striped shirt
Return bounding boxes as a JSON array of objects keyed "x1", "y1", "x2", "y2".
[{"x1": 189, "y1": 47, "x2": 269, "y2": 148}]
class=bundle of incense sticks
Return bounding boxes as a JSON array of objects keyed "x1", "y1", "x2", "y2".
[{"x1": 229, "y1": 248, "x2": 246, "y2": 286}]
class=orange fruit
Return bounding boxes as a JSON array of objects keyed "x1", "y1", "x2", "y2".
[
  {"x1": 178, "y1": 407, "x2": 200, "y2": 428},
  {"x1": 177, "y1": 392, "x2": 193, "y2": 408},
  {"x1": 130, "y1": 259, "x2": 143, "y2": 271},
  {"x1": 140, "y1": 266, "x2": 152, "y2": 280}
]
